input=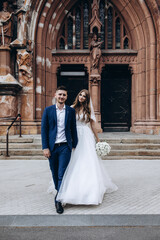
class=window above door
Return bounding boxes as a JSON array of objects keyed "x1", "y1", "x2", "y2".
[{"x1": 57, "y1": 0, "x2": 132, "y2": 50}]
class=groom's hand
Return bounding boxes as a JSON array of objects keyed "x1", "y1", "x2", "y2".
[{"x1": 43, "y1": 148, "x2": 51, "y2": 158}]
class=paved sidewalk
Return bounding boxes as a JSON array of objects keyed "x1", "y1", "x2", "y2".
[{"x1": 0, "y1": 159, "x2": 160, "y2": 217}]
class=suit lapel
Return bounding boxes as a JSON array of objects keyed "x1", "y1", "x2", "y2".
[
  {"x1": 65, "y1": 105, "x2": 69, "y2": 127},
  {"x1": 52, "y1": 105, "x2": 57, "y2": 125}
]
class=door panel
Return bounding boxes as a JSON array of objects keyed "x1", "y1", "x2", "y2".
[
  {"x1": 101, "y1": 65, "x2": 131, "y2": 132},
  {"x1": 57, "y1": 65, "x2": 88, "y2": 106}
]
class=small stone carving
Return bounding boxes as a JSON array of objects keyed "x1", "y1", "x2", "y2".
[
  {"x1": 17, "y1": 50, "x2": 33, "y2": 86},
  {"x1": 0, "y1": 1, "x2": 13, "y2": 46},
  {"x1": 90, "y1": 34, "x2": 103, "y2": 74},
  {"x1": 90, "y1": 75, "x2": 101, "y2": 85}
]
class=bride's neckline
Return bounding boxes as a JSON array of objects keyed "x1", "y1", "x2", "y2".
[
  {"x1": 78, "y1": 111, "x2": 83, "y2": 115},
  {"x1": 77, "y1": 108, "x2": 84, "y2": 116}
]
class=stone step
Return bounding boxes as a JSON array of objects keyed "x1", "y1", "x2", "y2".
[
  {"x1": 103, "y1": 139, "x2": 160, "y2": 144},
  {"x1": 2, "y1": 148, "x2": 160, "y2": 157},
  {"x1": 0, "y1": 143, "x2": 42, "y2": 149},
  {"x1": 0, "y1": 155, "x2": 46, "y2": 160},
  {"x1": 103, "y1": 156, "x2": 160, "y2": 160},
  {"x1": 1, "y1": 136, "x2": 160, "y2": 144},
  {"x1": 108, "y1": 149, "x2": 160, "y2": 156},
  {"x1": 110, "y1": 144, "x2": 160, "y2": 150},
  {"x1": 1, "y1": 134, "x2": 160, "y2": 159},
  {"x1": 0, "y1": 138, "x2": 34, "y2": 143},
  {"x1": 0, "y1": 149, "x2": 43, "y2": 156},
  {"x1": 1, "y1": 143, "x2": 160, "y2": 150},
  {"x1": 1, "y1": 155, "x2": 160, "y2": 160}
]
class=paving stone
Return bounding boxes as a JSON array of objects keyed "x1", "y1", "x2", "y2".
[{"x1": 0, "y1": 160, "x2": 160, "y2": 215}]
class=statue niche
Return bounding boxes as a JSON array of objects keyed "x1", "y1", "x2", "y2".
[
  {"x1": 90, "y1": 34, "x2": 103, "y2": 75},
  {"x1": 0, "y1": 1, "x2": 13, "y2": 46}
]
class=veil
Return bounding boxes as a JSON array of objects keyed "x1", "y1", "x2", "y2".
[{"x1": 90, "y1": 97, "x2": 96, "y2": 122}]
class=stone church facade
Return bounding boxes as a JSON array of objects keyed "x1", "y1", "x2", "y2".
[{"x1": 0, "y1": 0, "x2": 160, "y2": 135}]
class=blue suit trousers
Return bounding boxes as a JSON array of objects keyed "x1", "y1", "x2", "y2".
[{"x1": 48, "y1": 143, "x2": 71, "y2": 191}]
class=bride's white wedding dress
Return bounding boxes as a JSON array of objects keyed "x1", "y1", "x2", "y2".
[{"x1": 55, "y1": 113, "x2": 118, "y2": 205}]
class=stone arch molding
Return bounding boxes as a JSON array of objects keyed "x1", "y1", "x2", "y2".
[{"x1": 29, "y1": 0, "x2": 160, "y2": 134}]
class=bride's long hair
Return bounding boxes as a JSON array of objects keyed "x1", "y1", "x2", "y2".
[{"x1": 72, "y1": 89, "x2": 91, "y2": 123}]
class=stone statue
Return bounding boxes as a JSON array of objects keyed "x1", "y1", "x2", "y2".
[
  {"x1": 0, "y1": 1, "x2": 13, "y2": 46},
  {"x1": 90, "y1": 34, "x2": 103, "y2": 74}
]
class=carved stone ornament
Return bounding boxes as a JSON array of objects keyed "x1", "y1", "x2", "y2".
[
  {"x1": 0, "y1": 1, "x2": 13, "y2": 46},
  {"x1": 89, "y1": 0, "x2": 102, "y2": 34},
  {"x1": 89, "y1": 74, "x2": 101, "y2": 85},
  {"x1": 101, "y1": 54, "x2": 137, "y2": 64},
  {"x1": 17, "y1": 50, "x2": 33, "y2": 86}
]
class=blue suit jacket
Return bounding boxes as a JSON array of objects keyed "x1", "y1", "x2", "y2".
[{"x1": 41, "y1": 105, "x2": 78, "y2": 151}]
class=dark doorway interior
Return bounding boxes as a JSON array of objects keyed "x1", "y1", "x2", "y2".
[
  {"x1": 57, "y1": 65, "x2": 88, "y2": 106},
  {"x1": 101, "y1": 65, "x2": 131, "y2": 132}
]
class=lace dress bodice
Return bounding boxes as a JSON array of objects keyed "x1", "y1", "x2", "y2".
[{"x1": 76, "y1": 113, "x2": 90, "y2": 127}]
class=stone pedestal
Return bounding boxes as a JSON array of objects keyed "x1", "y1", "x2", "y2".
[
  {"x1": 0, "y1": 46, "x2": 11, "y2": 75},
  {"x1": 0, "y1": 73, "x2": 22, "y2": 135}
]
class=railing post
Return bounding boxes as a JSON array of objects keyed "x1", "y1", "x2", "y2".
[
  {"x1": 6, "y1": 130, "x2": 9, "y2": 157},
  {"x1": 5, "y1": 114, "x2": 22, "y2": 157},
  {"x1": 19, "y1": 114, "x2": 22, "y2": 137}
]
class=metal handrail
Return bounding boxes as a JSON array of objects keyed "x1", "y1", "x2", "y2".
[{"x1": 6, "y1": 114, "x2": 22, "y2": 157}]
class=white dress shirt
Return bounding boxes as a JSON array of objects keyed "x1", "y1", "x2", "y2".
[{"x1": 55, "y1": 104, "x2": 67, "y2": 143}]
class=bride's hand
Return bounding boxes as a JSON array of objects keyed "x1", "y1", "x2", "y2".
[{"x1": 96, "y1": 137, "x2": 100, "y2": 143}]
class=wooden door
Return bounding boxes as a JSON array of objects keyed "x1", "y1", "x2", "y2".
[
  {"x1": 101, "y1": 65, "x2": 131, "y2": 131},
  {"x1": 57, "y1": 64, "x2": 88, "y2": 106}
]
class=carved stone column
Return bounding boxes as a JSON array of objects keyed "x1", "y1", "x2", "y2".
[
  {"x1": 88, "y1": 0, "x2": 103, "y2": 132},
  {"x1": 89, "y1": 74, "x2": 102, "y2": 132}
]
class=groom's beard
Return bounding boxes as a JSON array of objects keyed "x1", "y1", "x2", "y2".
[
  {"x1": 57, "y1": 98, "x2": 66, "y2": 104},
  {"x1": 58, "y1": 100, "x2": 65, "y2": 105}
]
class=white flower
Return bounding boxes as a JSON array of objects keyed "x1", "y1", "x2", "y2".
[{"x1": 96, "y1": 142, "x2": 111, "y2": 157}]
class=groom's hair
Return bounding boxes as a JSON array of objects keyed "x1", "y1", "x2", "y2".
[{"x1": 56, "y1": 85, "x2": 68, "y2": 92}]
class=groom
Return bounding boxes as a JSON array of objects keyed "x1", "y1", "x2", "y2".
[{"x1": 41, "y1": 86, "x2": 78, "y2": 214}]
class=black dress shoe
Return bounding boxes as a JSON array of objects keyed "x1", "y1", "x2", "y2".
[{"x1": 55, "y1": 201, "x2": 64, "y2": 214}]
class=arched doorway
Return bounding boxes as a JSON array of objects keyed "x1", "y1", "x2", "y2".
[
  {"x1": 101, "y1": 65, "x2": 131, "y2": 131},
  {"x1": 32, "y1": 0, "x2": 158, "y2": 134}
]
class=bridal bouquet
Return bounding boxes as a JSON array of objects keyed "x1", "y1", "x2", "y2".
[{"x1": 96, "y1": 141, "x2": 111, "y2": 157}]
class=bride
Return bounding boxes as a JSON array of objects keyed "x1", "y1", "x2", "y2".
[{"x1": 54, "y1": 89, "x2": 118, "y2": 205}]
